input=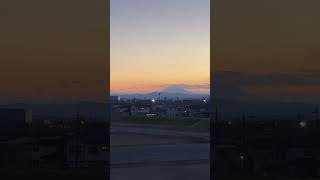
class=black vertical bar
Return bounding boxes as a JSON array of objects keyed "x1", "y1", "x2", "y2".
[{"x1": 105, "y1": 0, "x2": 110, "y2": 179}]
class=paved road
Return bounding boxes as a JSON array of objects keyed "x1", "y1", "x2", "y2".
[
  {"x1": 111, "y1": 163, "x2": 210, "y2": 180},
  {"x1": 110, "y1": 124, "x2": 210, "y2": 180},
  {"x1": 110, "y1": 142, "x2": 210, "y2": 180},
  {"x1": 111, "y1": 143, "x2": 209, "y2": 166}
]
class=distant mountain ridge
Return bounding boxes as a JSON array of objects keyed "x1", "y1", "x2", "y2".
[{"x1": 112, "y1": 91, "x2": 210, "y2": 100}]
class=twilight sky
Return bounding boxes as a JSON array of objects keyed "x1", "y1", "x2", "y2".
[
  {"x1": 1, "y1": 0, "x2": 319, "y2": 103},
  {"x1": 0, "y1": 0, "x2": 109, "y2": 101},
  {"x1": 111, "y1": 0, "x2": 210, "y2": 94},
  {"x1": 213, "y1": 0, "x2": 320, "y2": 103},
  {"x1": 213, "y1": 0, "x2": 320, "y2": 73}
]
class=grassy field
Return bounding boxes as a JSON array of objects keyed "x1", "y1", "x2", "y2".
[
  {"x1": 113, "y1": 116, "x2": 210, "y2": 132},
  {"x1": 186, "y1": 118, "x2": 210, "y2": 132}
]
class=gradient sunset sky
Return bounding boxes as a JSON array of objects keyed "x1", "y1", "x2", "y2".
[
  {"x1": 111, "y1": 0, "x2": 210, "y2": 94},
  {"x1": 1, "y1": 0, "x2": 319, "y2": 103},
  {"x1": 0, "y1": 0, "x2": 108, "y2": 101},
  {"x1": 213, "y1": 0, "x2": 320, "y2": 103}
]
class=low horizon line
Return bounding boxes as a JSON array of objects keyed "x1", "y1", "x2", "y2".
[{"x1": 110, "y1": 91, "x2": 210, "y2": 95}]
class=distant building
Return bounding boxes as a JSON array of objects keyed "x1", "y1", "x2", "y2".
[
  {"x1": 0, "y1": 136, "x2": 66, "y2": 169},
  {"x1": 110, "y1": 96, "x2": 120, "y2": 104},
  {"x1": 0, "y1": 128, "x2": 108, "y2": 170},
  {"x1": 131, "y1": 106, "x2": 150, "y2": 116},
  {"x1": 0, "y1": 108, "x2": 32, "y2": 129},
  {"x1": 213, "y1": 122, "x2": 320, "y2": 178},
  {"x1": 65, "y1": 131, "x2": 108, "y2": 169},
  {"x1": 111, "y1": 105, "x2": 131, "y2": 119}
]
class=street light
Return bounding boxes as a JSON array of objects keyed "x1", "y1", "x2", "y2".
[
  {"x1": 240, "y1": 155, "x2": 245, "y2": 169},
  {"x1": 299, "y1": 121, "x2": 307, "y2": 128}
]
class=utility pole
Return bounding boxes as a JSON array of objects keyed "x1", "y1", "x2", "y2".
[
  {"x1": 313, "y1": 106, "x2": 319, "y2": 128},
  {"x1": 75, "y1": 111, "x2": 80, "y2": 169},
  {"x1": 241, "y1": 113, "x2": 246, "y2": 146},
  {"x1": 240, "y1": 113, "x2": 246, "y2": 173},
  {"x1": 297, "y1": 112, "x2": 303, "y2": 128},
  {"x1": 133, "y1": 96, "x2": 136, "y2": 113},
  {"x1": 215, "y1": 106, "x2": 219, "y2": 124},
  {"x1": 297, "y1": 112, "x2": 302, "y2": 121}
]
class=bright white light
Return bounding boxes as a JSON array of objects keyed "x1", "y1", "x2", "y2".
[
  {"x1": 151, "y1": 99, "x2": 156, "y2": 103},
  {"x1": 299, "y1": 121, "x2": 307, "y2": 128},
  {"x1": 203, "y1": 99, "x2": 207, "y2": 103}
]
